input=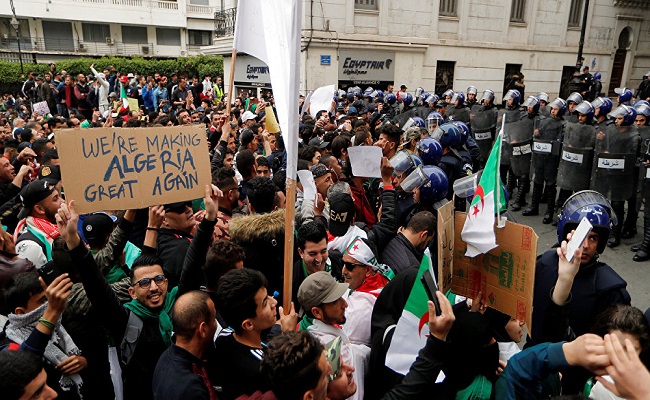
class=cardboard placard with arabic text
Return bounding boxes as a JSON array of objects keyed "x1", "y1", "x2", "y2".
[
  {"x1": 55, "y1": 126, "x2": 210, "y2": 214},
  {"x1": 452, "y1": 212, "x2": 537, "y2": 330},
  {"x1": 436, "y1": 200, "x2": 454, "y2": 294}
]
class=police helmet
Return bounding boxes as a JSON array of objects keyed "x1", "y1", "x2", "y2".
[
  {"x1": 557, "y1": 190, "x2": 617, "y2": 254},
  {"x1": 567, "y1": 92, "x2": 583, "y2": 105},
  {"x1": 479, "y1": 89, "x2": 495, "y2": 104},
  {"x1": 450, "y1": 121, "x2": 469, "y2": 145},
  {"x1": 593, "y1": 72, "x2": 601, "y2": 80},
  {"x1": 426, "y1": 94, "x2": 440, "y2": 105},
  {"x1": 415, "y1": 87, "x2": 424, "y2": 99},
  {"x1": 390, "y1": 150, "x2": 423, "y2": 175},
  {"x1": 402, "y1": 93, "x2": 414, "y2": 107},
  {"x1": 375, "y1": 90, "x2": 385, "y2": 99},
  {"x1": 411, "y1": 116, "x2": 425, "y2": 128},
  {"x1": 607, "y1": 104, "x2": 637, "y2": 126},
  {"x1": 614, "y1": 87, "x2": 633, "y2": 103},
  {"x1": 522, "y1": 96, "x2": 540, "y2": 113},
  {"x1": 364, "y1": 87, "x2": 374, "y2": 98},
  {"x1": 635, "y1": 103, "x2": 650, "y2": 120},
  {"x1": 442, "y1": 89, "x2": 454, "y2": 99},
  {"x1": 503, "y1": 89, "x2": 521, "y2": 107},
  {"x1": 426, "y1": 112, "x2": 444, "y2": 134},
  {"x1": 575, "y1": 101, "x2": 595, "y2": 120},
  {"x1": 467, "y1": 86, "x2": 478, "y2": 96},
  {"x1": 416, "y1": 136, "x2": 443, "y2": 165},
  {"x1": 549, "y1": 98, "x2": 568, "y2": 117},
  {"x1": 537, "y1": 92, "x2": 550, "y2": 104},
  {"x1": 419, "y1": 92, "x2": 430, "y2": 105},
  {"x1": 432, "y1": 123, "x2": 463, "y2": 148},
  {"x1": 386, "y1": 93, "x2": 397, "y2": 105},
  {"x1": 451, "y1": 91, "x2": 465, "y2": 107},
  {"x1": 419, "y1": 166, "x2": 449, "y2": 204},
  {"x1": 346, "y1": 93, "x2": 355, "y2": 103},
  {"x1": 592, "y1": 97, "x2": 613, "y2": 116}
]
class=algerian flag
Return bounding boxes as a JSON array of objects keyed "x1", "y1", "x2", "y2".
[
  {"x1": 384, "y1": 249, "x2": 433, "y2": 375},
  {"x1": 120, "y1": 85, "x2": 129, "y2": 110},
  {"x1": 460, "y1": 127, "x2": 507, "y2": 257}
]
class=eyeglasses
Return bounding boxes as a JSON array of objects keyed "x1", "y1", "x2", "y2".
[
  {"x1": 343, "y1": 261, "x2": 366, "y2": 270},
  {"x1": 134, "y1": 274, "x2": 166, "y2": 289}
]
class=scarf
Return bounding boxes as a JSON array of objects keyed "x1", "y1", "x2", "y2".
[
  {"x1": 123, "y1": 286, "x2": 178, "y2": 347},
  {"x1": 6, "y1": 302, "x2": 84, "y2": 398},
  {"x1": 14, "y1": 217, "x2": 61, "y2": 260},
  {"x1": 327, "y1": 225, "x2": 367, "y2": 253},
  {"x1": 344, "y1": 236, "x2": 394, "y2": 280}
]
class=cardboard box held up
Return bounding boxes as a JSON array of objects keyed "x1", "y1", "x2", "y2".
[
  {"x1": 442, "y1": 212, "x2": 537, "y2": 331},
  {"x1": 436, "y1": 201, "x2": 454, "y2": 294},
  {"x1": 55, "y1": 126, "x2": 211, "y2": 214}
]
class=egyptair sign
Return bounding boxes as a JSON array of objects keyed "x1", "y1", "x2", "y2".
[{"x1": 55, "y1": 126, "x2": 210, "y2": 214}]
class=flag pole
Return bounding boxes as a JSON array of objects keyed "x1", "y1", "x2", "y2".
[
  {"x1": 496, "y1": 116, "x2": 507, "y2": 228},
  {"x1": 225, "y1": 49, "x2": 237, "y2": 116},
  {"x1": 283, "y1": 178, "x2": 296, "y2": 313}
]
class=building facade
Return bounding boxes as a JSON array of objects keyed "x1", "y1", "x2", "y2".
[
  {"x1": 0, "y1": 0, "x2": 220, "y2": 62},
  {"x1": 204, "y1": 0, "x2": 650, "y2": 100}
]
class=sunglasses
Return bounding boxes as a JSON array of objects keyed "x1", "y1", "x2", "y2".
[
  {"x1": 343, "y1": 261, "x2": 366, "y2": 270},
  {"x1": 134, "y1": 274, "x2": 166, "y2": 289}
]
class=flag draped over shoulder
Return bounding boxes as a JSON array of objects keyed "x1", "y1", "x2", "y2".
[
  {"x1": 460, "y1": 131, "x2": 507, "y2": 257},
  {"x1": 384, "y1": 249, "x2": 433, "y2": 375},
  {"x1": 233, "y1": 0, "x2": 302, "y2": 180}
]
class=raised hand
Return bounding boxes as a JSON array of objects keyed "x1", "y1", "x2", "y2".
[
  {"x1": 428, "y1": 292, "x2": 455, "y2": 341},
  {"x1": 204, "y1": 184, "x2": 222, "y2": 221},
  {"x1": 55, "y1": 201, "x2": 80, "y2": 249}
]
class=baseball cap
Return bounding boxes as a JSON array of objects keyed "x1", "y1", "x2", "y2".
[
  {"x1": 37, "y1": 164, "x2": 61, "y2": 185},
  {"x1": 308, "y1": 137, "x2": 329, "y2": 149},
  {"x1": 82, "y1": 212, "x2": 117, "y2": 245},
  {"x1": 347, "y1": 106, "x2": 358, "y2": 116},
  {"x1": 310, "y1": 163, "x2": 329, "y2": 179},
  {"x1": 327, "y1": 192, "x2": 355, "y2": 237},
  {"x1": 298, "y1": 271, "x2": 349, "y2": 311},
  {"x1": 127, "y1": 73, "x2": 135, "y2": 78},
  {"x1": 240, "y1": 129, "x2": 255, "y2": 148},
  {"x1": 241, "y1": 111, "x2": 257, "y2": 122},
  {"x1": 108, "y1": 92, "x2": 117, "y2": 99},
  {"x1": 17, "y1": 180, "x2": 56, "y2": 220},
  {"x1": 164, "y1": 201, "x2": 192, "y2": 213},
  {"x1": 119, "y1": 76, "x2": 129, "y2": 84}
]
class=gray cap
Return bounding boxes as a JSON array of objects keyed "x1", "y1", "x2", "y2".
[{"x1": 298, "y1": 271, "x2": 348, "y2": 311}]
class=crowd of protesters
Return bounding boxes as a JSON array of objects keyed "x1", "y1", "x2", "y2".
[{"x1": 0, "y1": 62, "x2": 649, "y2": 400}]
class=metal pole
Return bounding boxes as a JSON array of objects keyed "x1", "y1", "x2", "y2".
[
  {"x1": 576, "y1": 0, "x2": 590, "y2": 71},
  {"x1": 16, "y1": 29, "x2": 24, "y2": 76}
]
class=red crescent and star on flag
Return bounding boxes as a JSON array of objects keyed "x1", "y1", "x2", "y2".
[{"x1": 469, "y1": 185, "x2": 485, "y2": 219}]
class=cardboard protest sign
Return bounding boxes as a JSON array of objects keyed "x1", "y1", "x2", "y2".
[
  {"x1": 264, "y1": 106, "x2": 280, "y2": 134},
  {"x1": 452, "y1": 212, "x2": 537, "y2": 330},
  {"x1": 436, "y1": 200, "x2": 454, "y2": 293},
  {"x1": 33, "y1": 101, "x2": 50, "y2": 116},
  {"x1": 55, "y1": 126, "x2": 211, "y2": 214}
]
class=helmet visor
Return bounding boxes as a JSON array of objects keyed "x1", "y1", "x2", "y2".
[
  {"x1": 607, "y1": 105, "x2": 629, "y2": 119},
  {"x1": 635, "y1": 104, "x2": 650, "y2": 118},
  {"x1": 479, "y1": 90, "x2": 494, "y2": 103},
  {"x1": 522, "y1": 96, "x2": 539, "y2": 108},
  {"x1": 561, "y1": 190, "x2": 618, "y2": 227},
  {"x1": 574, "y1": 101, "x2": 593, "y2": 116},
  {"x1": 390, "y1": 150, "x2": 415, "y2": 173},
  {"x1": 400, "y1": 165, "x2": 429, "y2": 193},
  {"x1": 591, "y1": 97, "x2": 606, "y2": 109}
]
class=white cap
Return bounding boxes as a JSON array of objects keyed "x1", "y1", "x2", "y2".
[
  {"x1": 241, "y1": 110, "x2": 257, "y2": 122},
  {"x1": 127, "y1": 73, "x2": 135, "y2": 78}
]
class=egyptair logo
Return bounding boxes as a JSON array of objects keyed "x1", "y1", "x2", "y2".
[{"x1": 385, "y1": 59, "x2": 393, "y2": 69}]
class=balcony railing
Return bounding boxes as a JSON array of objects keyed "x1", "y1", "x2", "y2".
[
  {"x1": 76, "y1": 0, "x2": 178, "y2": 9},
  {"x1": 214, "y1": 7, "x2": 236, "y2": 38},
  {"x1": 187, "y1": 4, "x2": 213, "y2": 15},
  {"x1": 0, "y1": 36, "x2": 155, "y2": 56}
]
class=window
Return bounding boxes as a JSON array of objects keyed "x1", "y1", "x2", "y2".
[
  {"x1": 122, "y1": 26, "x2": 148, "y2": 44},
  {"x1": 354, "y1": 0, "x2": 377, "y2": 11},
  {"x1": 189, "y1": 30, "x2": 212, "y2": 46},
  {"x1": 568, "y1": 0, "x2": 583, "y2": 27},
  {"x1": 435, "y1": 61, "x2": 455, "y2": 96},
  {"x1": 439, "y1": 0, "x2": 457, "y2": 17},
  {"x1": 41, "y1": 21, "x2": 74, "y2": 51},
  {"x1": 82, "y1": 23, "x2": 110, "y2": 42},
  {"x1": 503, "y1": 63, "x2": 523, "y2": 99},
  {"x1": 156, "y1": 28, "x2": 181, "y2": 46},
  {"x1": 510, "y1": 0, "x2": 526, "y2": 23}
]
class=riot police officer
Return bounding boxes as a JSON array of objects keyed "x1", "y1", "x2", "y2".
[
  {"x1": 465, "y1": 86, "x2": 478, "y2": 108},
  {"x1": 564, "y1": 92, "x2": 583, "y2": 123},
  {"x1": 591, "y1": 104, "x2": 640, "y2": 247},
  {"x1": 524, "y1": 98, "x2": 567, "y2": 224},
  {"x1": 592, "y1": 96, "x2": 614, "y2": 131},
  {"x1": 632, "y1": 101, "x2": 650, "y2": 261},
  {"x1": 432, "y1": 123, "x2": 473, "y2": 211},
  {"x1": 447, "y1": 91, "x2": 470, "y2": 124},
  {"x1": 499, "y1": 89, "x2": 525, "y2": 200},
  {"x1": 510, "y1": 96, "x2": 541, "y2": 212},
  {"x1": 470, "y1": 89, "x2": 499, "y2": 168}
]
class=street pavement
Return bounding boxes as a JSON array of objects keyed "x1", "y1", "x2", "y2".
[{"x1": 504, "y1": 205, "x2": 650, "y2": 313}]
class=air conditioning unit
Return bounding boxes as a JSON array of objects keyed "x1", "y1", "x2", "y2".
[
  {"x1": 141, "y1": 45, "x2": 150, "y2": 54},
  {"x1": 78, "y1": 43, "x2": 87, "y2": 52},
  {"x1": 105, "y1": 37, "x2": 115, "y2": 45}
]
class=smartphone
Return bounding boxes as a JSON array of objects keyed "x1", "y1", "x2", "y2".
[
  {"x1": 38, "y1": 260, "x2": 64, "y2": 286},
  {"x1": 566, "y1": 217, "x2": 593, "y2": 263},
  {"x1": 421, "y1": 269, "x2": 441, "y2": 316}
]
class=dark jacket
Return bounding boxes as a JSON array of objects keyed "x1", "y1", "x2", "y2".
[
  {"x1": 531, "y1": 250, "x2": 630, "y2": 343},
  {"x1": 152, "y1": 345, "x2": 215, "y2": 400},
  {"x1": 157, "y1": 228, "x2": 192, "y2": 288},
  {"x1": 70, "y1": 217, "x2": 214, "y2": 400},
  {"x1": 380, "y1": 232, "x2": 423, "y2": 275}
]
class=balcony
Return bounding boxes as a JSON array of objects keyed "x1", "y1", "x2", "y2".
[
  {"x1": 214, "y1": 7, "x2": 236, "y2": 38},
  {"x1": 0, "y1": 36, "x2": 155, "y2": 56},
  {"x1": 77, "y1": 0, "x2": 178, "y2": 9}
]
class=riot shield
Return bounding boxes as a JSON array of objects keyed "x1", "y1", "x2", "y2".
[
  {"x1": 416, "y1": 106, "x2": 431, "y2": 119},
  {"x1": 638, "y1": 126, "x2": 650, "y2": 202},
  {"x1": 531, "y1": 117, "x2": 564, "y2": 171},
  {"x1": 591, "y1": 125, "x2": 641, "y2": 201},
  {"x1": 507, "y1": 118, "x2": 535, "y2": 177},
  {"x1": 563, "y1": 122, "x2": 597, "y2": 149},
  {"x1": 498, "y1": 109, "x2": 519, "y2": 166},
  {"x1": 470, "y1": 107, "x2": 497, "y2": 161},
  {"x1": 447, "y1": 106, "x2": 470, "y2": 124},
  {"x1": 557, "y1": 147, "x2": 594, "y2": 191},
  {"x1": 393, "y1": 108, "x2": 418, "y2": 128},
  {"x1": 565, "y1": 113, "x2": 579, "y2": 124}
]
